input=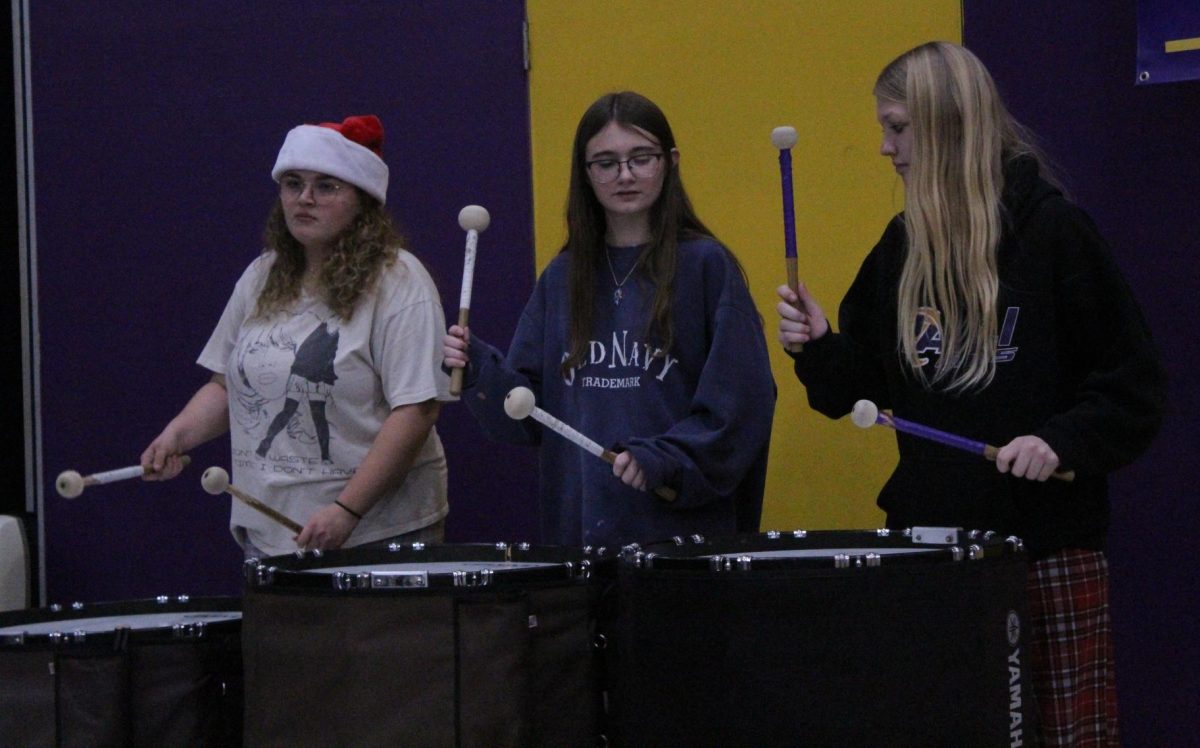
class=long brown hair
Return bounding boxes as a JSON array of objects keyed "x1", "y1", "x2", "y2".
[
  {"x1": 875, "y1": 42, "x2": 1049, "y2": 392},
  {"x1": 255, "y1": 193, "x2": 405, "y2": 320},
  {"x1": 560, "y1": 91, "x2": 720, "y2": 375}
]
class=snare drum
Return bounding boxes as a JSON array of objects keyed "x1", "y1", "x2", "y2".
[
  {"x1": 612, "y1": 529, "x2": 1036, "y2": 747},
  {"x1": 0, "y1": 596, "x2": 243, "y2": 747},
  {"x1": 242, "y1": 543, "x2": 607, "y2": 748}
]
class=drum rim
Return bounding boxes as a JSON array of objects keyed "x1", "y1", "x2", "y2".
[{"x1": 0, "y1": 596, "x2": 242, "y2": 648}]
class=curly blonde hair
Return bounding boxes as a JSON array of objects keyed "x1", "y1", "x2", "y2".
[{"x1": 255, "y1": 194, "x2": 404, "y2": 320}]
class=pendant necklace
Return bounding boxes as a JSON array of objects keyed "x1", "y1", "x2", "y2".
[{"x1": 605, "y1": 247, "x2": 641, "y2": 305}]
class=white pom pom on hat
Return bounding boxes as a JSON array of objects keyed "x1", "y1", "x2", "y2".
[{"x1": 271, "y1": 114, "x2": 390, "y2": 205}]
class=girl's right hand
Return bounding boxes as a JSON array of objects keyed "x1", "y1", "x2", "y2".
[
  {"x1": 140, "y1": 430, "x2": 188, "y2": 481},
  {"x1": 442, "y1": 325, "x2": 470, "y2": 369},
  {"x1": 776, "y1": 283, "x2": 830, "y2": 352}
]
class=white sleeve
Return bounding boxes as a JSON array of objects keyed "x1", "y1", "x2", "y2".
[
  {"x1": 371, "y1": 253, "x2": 453, "y2": 407},
  {"x1": 197, "y1": 257, "x2": 268, "y2": 374}
]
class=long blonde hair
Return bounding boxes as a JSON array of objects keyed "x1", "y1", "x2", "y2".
[
  {"x1": 875, "y1": 41, "x2": 1044, "y2": 393},
  {"x1": 255, "y1": 194, "x2": 404, "y2": 320}
]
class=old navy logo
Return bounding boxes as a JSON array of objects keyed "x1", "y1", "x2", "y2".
[
  {"x1": 911, "y1": 306, "x2": 1020, "y2": 366},
  {"x1": 562, "y1": 329, "x2": 679, "y2": 388}
]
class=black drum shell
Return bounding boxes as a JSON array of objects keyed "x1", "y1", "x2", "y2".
[
  {"x1": 241, "y1": 543, "x2": 608, "y2": 748},
  {"x1": 609, "y1": 530, "x2": 1036, "y2": 747},
  {"x1": 0, "y1": 596, "x2": 243, "y2": 747}
]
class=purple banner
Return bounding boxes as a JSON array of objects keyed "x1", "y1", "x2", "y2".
[{"x1": 1137, "y1": 1, "x2": 1200, "y2": 84}]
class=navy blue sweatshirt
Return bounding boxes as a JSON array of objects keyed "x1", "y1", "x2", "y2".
[
  {"x1": 463, "y1": 237, "x2": 776, "y2": 547},
  {"x1": 792, "y1": 158, "x2": 1166, "y2": 558}
]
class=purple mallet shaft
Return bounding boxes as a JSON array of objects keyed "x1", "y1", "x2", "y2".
[
  {"x1": 778, "y1": 149, "x2": 797, "y2": 260},
  {"x1": 878, "y1": 412, "x2": 989, "y2": 457}
]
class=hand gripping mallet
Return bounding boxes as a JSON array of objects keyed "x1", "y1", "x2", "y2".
[
  {"x1": 449, "y1": 205, "x2": 491, "y2": 396},
  {"x1": 504, "y1": 386, "x2": 678, "y2": 501},
  {"x1": 851, "y1": 400, "x2": 1075, "y2": 482},
  {"x1": 56, "y1": 456, "x2": 193, "y2": 499},
  {"x1": 200, "y1": 466, "x2": 304, "y2": 533}
]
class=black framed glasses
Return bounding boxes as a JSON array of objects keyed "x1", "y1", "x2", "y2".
[
  {"x1": 279, "y1": 174, "x2": 347, "y2": 204},
  {"x1": 585, "y1": 152, "x2": 664, "y2": 184}
]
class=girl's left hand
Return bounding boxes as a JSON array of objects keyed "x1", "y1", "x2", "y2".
[
  {"x1": 612, "y1": 450, "x2": 647, "y2": 491},
  {"x1": 995, "y1": 435, "x2": 1061, "y2": 482},
  {"x1": 295, "y1": 502, "x2": 359, "y2": 551}
]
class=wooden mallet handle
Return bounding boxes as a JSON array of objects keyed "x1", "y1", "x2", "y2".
[
  {"x1": 201, "y1": 466, "x2": 304, "y2": 533},
  {"x1": 450, "y1": 205, "x2": 490, "y2": 396}
]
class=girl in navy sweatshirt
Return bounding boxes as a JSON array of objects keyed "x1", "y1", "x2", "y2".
[
  {"x1": 776, "y1": 42, "x2": 1165, "y2": 747},
  {"x1": 444, "y1": 91, "x2": 775, "y2": 548}
]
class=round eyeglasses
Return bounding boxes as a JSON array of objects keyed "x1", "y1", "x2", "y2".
[
  {"x1": 585, "y1": 152, "x2": 664, "y2": 184},
  {"x1": 279, "y1": 175, "x2": 347, "y2": 204}
]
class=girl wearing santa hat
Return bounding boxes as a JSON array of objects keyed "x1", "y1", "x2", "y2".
[{"x1": 142, "y1": 115, "x2": 452, "y2": 558}]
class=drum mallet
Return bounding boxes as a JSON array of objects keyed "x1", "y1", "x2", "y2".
[
  {"x1": 449, "y1": 205, "x2": 491, "y2": 396},
  {"x1": 56, "y1": 456, "x2": 192, "y2": 499},
  {"x1": 772, "y1": 125, "x2": 802, "y2": 352},
  {"x1": 851, "y1": 399, "x2": 1075, "y2": 482},
  {"x1": 504, "y1": 386, "x2": 677, "y2": 501},
  {"x1": 200, "y1": 466, "x2": 305, "y2": 533}
]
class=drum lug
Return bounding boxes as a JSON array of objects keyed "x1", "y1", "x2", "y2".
[
  {"x1": 834, "y1": 553, "x2": 850, "y2": 569},
  {"x1": 1005, "y1": 535, "x2": 1025, "y2": 552},
  {"x1": 949, "y1": 546, "x2": 964, "y2": 561},
  {"x1": 255, "y1": 565, "x2": 276, "y2": 586},
  {"x1": 968, "y1": 544, "x2": 985, "y2": 561},
  {"x1": 172, "y1": 621, "x2": 207, "y2": 640},
  {"x1": 791, "y1": 529, "x2": 807, "y2": 539},
  {"x1": 689, "y1": 534, "x2": 705, "y2": 545},
  {"x1": 453, "y1": 569, "x2": 494, "y2": 588}
]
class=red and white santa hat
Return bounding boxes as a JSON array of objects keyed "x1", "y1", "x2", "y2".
[{"x1": 271, "y1": 115, "x2": 389, "y2": 204}]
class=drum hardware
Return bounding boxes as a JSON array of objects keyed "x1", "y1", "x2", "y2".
[
  {"x1": 452, "y1": 568, "x2": 494, "y2": 587},
  {"x1": 912, "y1": 526, "x2": 960, "y2": 544},
  {"x1": 969, "y1": 544, "x2": 986, "y2": 561}
]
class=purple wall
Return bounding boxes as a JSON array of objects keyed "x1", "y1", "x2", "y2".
[
  {"x1": 32, "y1": 1, "x2": 538, "y2": 603},
  {"x1": 965, "y1": 3, "x2": 1200, "y2": 743}
]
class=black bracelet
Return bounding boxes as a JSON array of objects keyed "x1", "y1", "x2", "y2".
[{"x1": 334, "y1": 500, "x2": 363, "y2": 520}]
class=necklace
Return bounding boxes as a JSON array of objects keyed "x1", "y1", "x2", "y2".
[{"x1": 605, "y1": 247, "x2": 640, "y2": 305}]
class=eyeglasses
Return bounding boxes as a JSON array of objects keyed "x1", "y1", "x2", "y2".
[
  {"x1": 585, "y1": 152, "x2": 664, "y2": 184},
  {"x1": 279, "y1": 175, "x2": 347, "y2": 204}
]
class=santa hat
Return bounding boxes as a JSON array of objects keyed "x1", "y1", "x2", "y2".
[{"x1": 271, "y1": 115, "x2": 389, "y2": 204}]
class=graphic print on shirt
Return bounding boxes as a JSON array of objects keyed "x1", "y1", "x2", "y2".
[
  {"x1": 560, "y1": 329, "x2": 680, "y2": 388},
  {"x1": 911, "y1": 306, "x2": 1021, "y2": 367},
  {"x1": 228, "y1": 305, "x2": 348, "y2": 474}
]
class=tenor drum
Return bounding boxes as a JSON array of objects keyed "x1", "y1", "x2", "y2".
[
  {"x1": 612, "y1": 529, "x2": 1036, "y2": 747},
  {"x1": 0, "y1": 596, "x2": 243, "y2": 747},
  {"x1": 242, "y1": 543, "x2": 606, "y2": 748}
]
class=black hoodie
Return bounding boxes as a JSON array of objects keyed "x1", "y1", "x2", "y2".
[{"x1": 791, "y1": 157, "x2": 1166, "y2": 558}]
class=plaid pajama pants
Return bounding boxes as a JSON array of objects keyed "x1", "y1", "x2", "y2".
[{"x1": 1027, "y1": 548, "x2": 1120, "y2": 747}]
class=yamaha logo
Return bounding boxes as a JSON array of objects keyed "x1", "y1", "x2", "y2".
[{"x1": 1007, "y1": 610, "x2": 1020, "y2": 646}]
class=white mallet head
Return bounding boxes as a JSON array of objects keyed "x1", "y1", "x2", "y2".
[
  {"x1": 771, "y1": 126, "x2": 798, "y2": 150},
  {"x1": 201, "y1": 466, "x2": 231, "y2": 495},
  {"x1": 55, "y1": 470, "x2": 85, "y2": 499},
  {"x1": 458, "y1": 205, "x2": 490, "y2": 233},
  {"x1": 504, "y1": 386, "x2": 536, "y2": 420},
  {"x1": 851, "y1": 400, "x2": 880, "y2": 429}
]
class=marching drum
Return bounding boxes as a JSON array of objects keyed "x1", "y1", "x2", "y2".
[
  {"x1": 241, "y1": 543, "x2": 607, "y2": 748},
  {"x1": 612, "y1": 529, "x2": 1037, "y2": 747},
  {"x1": 0, "y1": 596, "x2": 243, "y2": 747}
]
